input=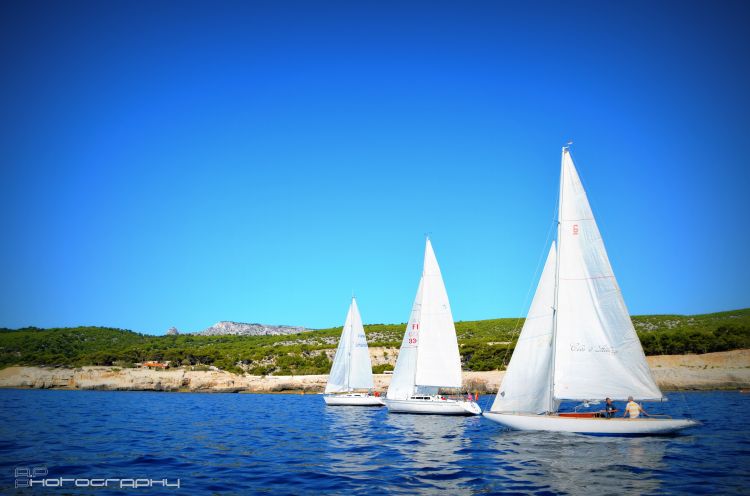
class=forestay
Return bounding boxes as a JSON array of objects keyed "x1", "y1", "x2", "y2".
[
  {"x1": 492, "y1": 243, "x2": 558, "y2": 414},
  {"x1": 553, "y1": 149, "x2": 662, "y2": 401},
  {"x1": 325, "y1": 297, "x2": 374, "y2": 393}
]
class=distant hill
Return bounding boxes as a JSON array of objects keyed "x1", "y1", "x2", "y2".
[
  {"x1": 198, "y1": 322, "x2": 308, "y2": 337},
  {"x1": 1, "y1": 309, "x2": 748, "y2": 375}
]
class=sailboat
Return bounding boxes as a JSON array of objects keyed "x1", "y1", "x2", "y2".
[
  {"x1": 384, "y1": 238, "x2": 481, "y2": 416},
  {"x1": 483, "y1": 146, "x2": 698, "y2": 434},
  {"x1": 324, "y1": 297, "x2": 383, "y2": 406}
]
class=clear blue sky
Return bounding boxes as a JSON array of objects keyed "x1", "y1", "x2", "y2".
[{"x1": 1, "y1": 1, "x2": 748, "y2": 334}]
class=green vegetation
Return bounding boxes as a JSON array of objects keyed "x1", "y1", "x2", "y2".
[
  {"x1": 372, "y1": 364, "x2": 394, "y2": 374},
  {"x1": 1, "y1": 309, "x2": 748, "y2": 374}
]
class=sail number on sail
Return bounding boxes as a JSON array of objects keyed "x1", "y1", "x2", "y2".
[{"x1": 407, "y1": 323, "x2": 419, "y2": 346}]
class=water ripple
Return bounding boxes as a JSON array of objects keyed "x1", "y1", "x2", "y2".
[{"x1": 0, "y1": 390, "x2": 747, "y2": 494}]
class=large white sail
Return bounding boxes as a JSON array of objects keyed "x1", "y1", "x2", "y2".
[
  {"x1": 387, "y1": 239, "x2": 463, "y2": 400},
  {"x1": 492, "y1": 243, "x2": 558, "y2": 414},
  {"x1": 553, "y1": 149, "x2": 662, "y2": 401},
  {"x1": 414, "y1": 239, "x2": 462, "y2": 389},
  {"x1": 325, "y1": 297, "x2": 374, "y2": 393},
  {"x1": 386, "y1": 278, "x2": 423, "y2": 400}
]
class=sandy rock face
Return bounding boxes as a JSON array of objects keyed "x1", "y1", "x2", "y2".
[
  {"x1": 0, "y1": 367, "x2": 74, "y2": 389},
  {"x1": 73, "y1": 368, "x2": 187, "y2": 391},
  {"x1": 0, "y1": 349, "x2": 747, "y2": 393},
  {"x1": 369, "y1": 347, "x2": 399, "y2": 367},
  {"x1": 648, "y1": 349, "x2": 750, "y2": 390}
]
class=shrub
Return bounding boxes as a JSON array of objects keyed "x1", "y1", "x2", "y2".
[{"x1": 372, "y1": 364, "x2": 394, "y2": 374}]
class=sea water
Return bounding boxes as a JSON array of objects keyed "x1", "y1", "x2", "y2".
[{"x1": 0, "y1": 389, "x2": 747, "y2": 494}]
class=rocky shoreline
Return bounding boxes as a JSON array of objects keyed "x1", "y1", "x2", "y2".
[{"x1": 0, "y1": 349, "x2": 748, "y2": 394}]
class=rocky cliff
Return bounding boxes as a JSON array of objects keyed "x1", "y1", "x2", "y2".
[{"x1": 199, "y1": 321, "x2": 308, "y2": 336}]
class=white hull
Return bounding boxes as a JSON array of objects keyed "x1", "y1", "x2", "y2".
[
  {"x1": 323, "y1": 393, "x2": 384, "y2": 406},
  {"x1": 483, "y1": 412, "x2": 699, "y2": 435},
  {"x1": 385, "y1": 397, "x2": 481, "y2": 416}
]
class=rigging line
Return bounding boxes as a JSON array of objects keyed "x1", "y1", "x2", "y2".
[
  {"x1": 559, "y1": 275, "x2": 616, "y2": 281},
  {"x1": 498, "y1": 194, "x2": 560, "y2": 372},
  {"x1": 480, "y1": 393, "x2": 494, "y2": 412},
  {"x1": 650, "y1": 329, "x2": 695, "y2": 417}
]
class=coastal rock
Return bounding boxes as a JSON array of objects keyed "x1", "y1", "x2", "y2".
[
  {"x1": 73, "y1": 367, "x2": 185, "y2": 391},
  {"x1": 0, "y1": 350, "x2": 747, "y2": 393},
  {"x1": 0, "y1": 366, "x2": 74, "y2": 389},
  {"x1": 166, "y1": 327, "x2": 180, "y2": 335},
  {"x1": 648, "y1": 350, "x2": 750, "y2": 390}
]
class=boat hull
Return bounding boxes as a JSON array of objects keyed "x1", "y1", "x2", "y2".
[
  {"x1": 323, "y1": 394, "x2": 384, "y2": 406},
  {"x1": 483, "y1": 412, "x2": 698, "y2": 435},
  {"x1": 385, "y1": 398, "x2": 481, "y2": 416}
]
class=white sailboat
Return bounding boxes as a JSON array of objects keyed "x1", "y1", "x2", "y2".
[
  {"x1": 484, "y1": 146, "x2": 698, "y2": 434},
  {"x1": 324, "y1": 297, "x2": 383, "y2": 406},
  {"x1": 385, "y1": 238, "x2": 481, "y2": 416}
]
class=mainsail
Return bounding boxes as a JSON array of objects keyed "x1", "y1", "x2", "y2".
[
  {"x1": 490, "y1": 147, "x2": 662, "y2": 413},
  {"x1": 492, "y1": 243, "x2": 557, "y2": 414},
  {"x1": 325, "y1": 297, "x2": 374, "y2": 393},
  {"x1": 387, "y1": 239, "x2": 463, "y2": 400},
  {"x1": 553, "y1": 149, "x2": 662, "y2": 402}
]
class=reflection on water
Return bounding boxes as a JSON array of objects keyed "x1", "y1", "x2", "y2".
[
  {"x1": 382, "y1": 414, "x2": 473, "y2": 494},
  {"x1": 489, "y1": 431, "x2": 668, "y2": 494},
  {"x1": 324, "y1": 405, "x2": 381, "y2": 481},
  {"x1": 324, "y1": 407, "x2": 480, "y2": 494}
]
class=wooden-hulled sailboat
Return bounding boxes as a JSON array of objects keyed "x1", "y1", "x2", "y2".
[
  {"x1": 483, "y1": 146, "x2": 698, "y2": 434},
  {"x1": 385, "y1": 238, "x2": 481, "y2": 416},
  {"x1": 324, "y1": 297, "x2": 383, "y2": 406}
]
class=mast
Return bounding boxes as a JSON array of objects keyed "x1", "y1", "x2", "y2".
[
  {"x1": 346, "y1": 297, "x2": 354, "y2": 391},
  {"x1": 548, "y1": 145, "x2": 567, "y2": 412}
]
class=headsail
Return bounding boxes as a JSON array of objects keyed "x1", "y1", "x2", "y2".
[
  {"x1": 325, "y1": 297, "x2": 374, "y2": 393},
  {"x1": 553, "y1": 149, "x2": 662, "y2": 401},
  {"x1": 386, "y1": 278, "x2": 423, "y2": 400},
  {"x1": 492, "y1": 242, "x2": 558, "y2": 414},
  {"x1": 414, "y1": 239, "x2": 462, "y2": 389},
  {"x1": 387, "y1": 239, "x2": 462, "y2": 400}
]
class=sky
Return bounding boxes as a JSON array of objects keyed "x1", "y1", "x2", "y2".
[{"x1": 1, "y1": 1, "x2": 748, "y2": 334}]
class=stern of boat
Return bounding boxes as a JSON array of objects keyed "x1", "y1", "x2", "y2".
[{"x1": 323, "y1": 394, "x2": 385, "y2": 407}]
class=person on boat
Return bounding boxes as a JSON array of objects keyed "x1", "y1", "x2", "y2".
[
  {"x1": 604, "y1": 397, "x2": 617, "y2": 418},
  {"x1": 623, "y1": 396, "x2": 648, "y2": 419}
]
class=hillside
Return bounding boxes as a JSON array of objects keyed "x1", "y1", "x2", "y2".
[{"x1": 1, "y1": 309, "x2": 748, "y2": 375}]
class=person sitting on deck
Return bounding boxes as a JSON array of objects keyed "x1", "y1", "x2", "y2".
[
  {"x1": 604, "y1": 397, "x2": 617, "y2": 418},
  {"x1": 623, "y1": 396, "x2": 648, "y2": 419}
]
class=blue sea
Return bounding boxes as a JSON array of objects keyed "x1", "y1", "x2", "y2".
[{"x1": 1, "y1": 389, "x2": 748, "y2": 495}]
